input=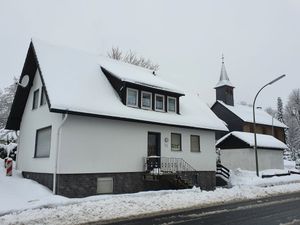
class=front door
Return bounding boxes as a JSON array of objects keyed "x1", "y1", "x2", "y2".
[{"x1": 147, "y1": 132, "x2": 161, "y2": 171}]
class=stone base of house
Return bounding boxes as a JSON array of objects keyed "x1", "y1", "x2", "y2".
[{"x1": 22, "y1": 171, "x2": 215, "y2": 198}]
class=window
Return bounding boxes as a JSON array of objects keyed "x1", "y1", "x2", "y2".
[
  {"x1": 97, "y1": 177, "x2": 113, "y2": 194},
  {"x1": 155, "y1": 94, "x2": 165, "y2": 111},
  {"x1": 190, "y1": 135, "x2": 200, "y2": 152},
  {"x1": 141, "y1": 91, "x2": 152, "y2": 109},
  {"x1": 35, "y1": 126, "x2": 52, "y2": 158},
  {"x1": 32, "y1": 89, "x2": 39, "y2": 110},
  {"x1": 167, "y1": 97, "x2": 176, "y2": 113},
  {"x1": 40, "y1": 87, "x2": 47, "y2": 106},
  {"x1": 171, "y1": 133, "x2": 181, "y2": 151},
  {"x1": 126, "y1": 88, "x2": 138, "y2": 107}
]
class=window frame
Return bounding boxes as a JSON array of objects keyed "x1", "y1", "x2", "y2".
[
  {"x1": 40, "y1": 87, "x2": 47, "y2": 106},
  {"x1": 171, "y1": 133, "x2": 182, "y2": 151},
  {"x1": 167, "y1": 96, "x2": 177, "y2": 113},
  {"x1": 32, "y1": 89, "x2": 40, "y2": 110},
  {"x1": 155, "y1": 94, "x2": 165, "y2": 112},
  {"x1": 190, "y1": 135, "x2": 200, "y2": 152},
  {"x1": 34, "y1": 126, "x2": 52, "y2": 158},
  {"x1": 126, "y1": 88, "x2": 139, "y2": 107},
  {"x1": 141, "y1": 91, "x2": 152, "y2": 110}
]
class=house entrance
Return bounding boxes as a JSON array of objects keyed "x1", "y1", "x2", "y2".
[{"x1": 147, "y1": 132, "x2": 161, "y2": 171}]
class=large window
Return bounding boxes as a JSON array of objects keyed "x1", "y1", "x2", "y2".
[
  {"x1": 141, "y1": 91, "x2": 152, "y2": 109},
  {"x1": 40, "y1": 87, "x2": 47, "y2": 106},
  {"x1": 32, "y1": 89, "x2": 39, "y2": 110},
  {"x1": 190, "y1": 135, "x2": 200, "y2": 152},
  {"x1": 155, "y1": 94, "x2": 165, "y2": 111},
  {"x1": 35, "y1": 126, "x2": 52, "y2": 158},
  {"x1": 171, "y1": 133, "x2": 181, "y2": 151},
  {"x1": 167, "y1": 97, "x2": 176, "y2": 113},
  {"x1": 126, "y1": 88, "x2": 138, "y2": 107}
]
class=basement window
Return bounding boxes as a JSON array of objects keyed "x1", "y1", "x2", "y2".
[
  {"x1": 32, "y1": 89, "x2": 39, "y2": 110},
  {"x1": 97, "y1": 177, "x2": 113, "y2": 194}
]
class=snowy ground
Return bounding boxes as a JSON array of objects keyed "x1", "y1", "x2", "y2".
[{"x1": 0, "y1": 159, "x2": 300, "y2": 225}]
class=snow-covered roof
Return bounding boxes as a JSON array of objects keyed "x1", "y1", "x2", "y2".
[
  {"x1": 28, "y1": 39, "x2": 227, "y2": 131},
  {"x1": 216, "y1": 131, "x2": 287, "y2": 149},
  {"x1": 100, "y1": 59, "x2": 184, "y2": 94},
  {"x1": 217, "y1": 101, "x2": 287, "y2": 128},
  {"x1": 214, "y1": 62, "x2": 234, "y2": 88}
]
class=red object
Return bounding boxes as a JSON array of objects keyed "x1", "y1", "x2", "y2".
[{"x1": 6, "y1": 159, "x2": 12, "y2": 176}]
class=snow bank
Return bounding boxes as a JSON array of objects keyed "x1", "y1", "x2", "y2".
[{"x1": 0, "y1": 159, "x2": 68, "y2": 216}]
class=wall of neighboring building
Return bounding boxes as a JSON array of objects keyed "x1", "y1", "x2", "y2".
[
  {"x1": 17, "y1": 70, "x2": 62, "y2": 173},
  {"x1": 243, "y1": 122, "x2": 285, "y2": 142},
  {"x1": 220, "y1": 148, "x2": 284, "y2": 171}
]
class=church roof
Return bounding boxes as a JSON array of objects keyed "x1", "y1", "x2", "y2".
[{"x1": 214, "y1": 61, "x2": 234, "y2": 88}]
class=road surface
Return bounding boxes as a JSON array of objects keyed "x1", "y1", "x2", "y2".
[{"x1": 97, "y1": 192, "x2": 300, "y2": 225}]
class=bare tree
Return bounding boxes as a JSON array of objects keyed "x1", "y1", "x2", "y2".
[
  {"x1": 284, "y1": 89, "x2": 300, "y2": 160},
  {"x1": 0, "y1": 78, "x2": 17, "y2": 129},
  {"x1": 107, "y1": 47, "x2": 159, "y2": 71}
]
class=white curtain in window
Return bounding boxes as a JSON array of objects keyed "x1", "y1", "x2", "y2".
[{"x1": 36, "y1": 127, "x2": 52, "y2": 157}]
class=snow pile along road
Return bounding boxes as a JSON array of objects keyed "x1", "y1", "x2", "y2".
[{"x1": 1, "y1": 159, "x2": 300, "y2": 225}]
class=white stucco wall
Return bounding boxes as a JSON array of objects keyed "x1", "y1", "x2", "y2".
[
  {"x1": 220, "y1": 148, "x2": 284, "y2": 171},
  {"x1": 58, "y1": 115, "x2": 217, "y2": 173},
  {"x1": 17, "y1": 70, "x2": 63, "y2": 173}
]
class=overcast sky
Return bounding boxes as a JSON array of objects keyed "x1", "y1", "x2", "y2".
[{"x1": 0, "y1": 0, "x2": 299, "y2": 109}]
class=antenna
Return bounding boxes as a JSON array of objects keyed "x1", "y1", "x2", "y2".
[{"x1": 16, "y1": 75, "x2": 29, "y2": 88}]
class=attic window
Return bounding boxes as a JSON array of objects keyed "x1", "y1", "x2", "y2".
[
  {"x1": 32, "y1": 89, "x2": 39, "y2": 110},
  {"x1": 167, "y1": 97, "x2": 176, "y2": 113},
  {"x1": 141, "y1": 91, "x2": 152, "y2": 109},
  {"x1": 155, "y1": 94, "x2": 165, "y2": 112},
  {"x1": 126, "y1": 88, "x2": 138, "y2": 107},
  {"x1": 40, "y1": 87, "x2": 47, "y2": 106}
]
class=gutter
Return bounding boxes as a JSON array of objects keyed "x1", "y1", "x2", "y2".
[{"x1": 53, "y1": 113, "x2": 68, "y2": 194}]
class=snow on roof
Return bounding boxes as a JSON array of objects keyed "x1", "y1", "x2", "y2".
[
  {"x1": 31, "y1": 39, "x2": 227, "y2": 131},
  {"x1": 100, "y1": 58, "x2": 184, "y2": 94},
  {"x1": 214, "y1": 63, "x2": 234, "y2": 88},
  {"x1": 217, "y1": 101, "x2": 287, "y2": 128},
  {"x1": 216, "y1": 131, "x2": 287, "y2": 149}
]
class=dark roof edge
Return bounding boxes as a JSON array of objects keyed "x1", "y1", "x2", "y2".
[{"x1": 50, "y1": 108, "x2": 223, "y2": 132}]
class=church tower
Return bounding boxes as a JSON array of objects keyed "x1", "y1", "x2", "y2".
[{"x1": 214, "y1": 55, "x2": 235, "y2": 106}]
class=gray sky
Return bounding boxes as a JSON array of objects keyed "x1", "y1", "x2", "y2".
[{"x1": 0, "y1": 0, "x2": 299, "y2": 109}]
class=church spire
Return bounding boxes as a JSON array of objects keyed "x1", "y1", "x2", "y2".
[
  {"x1": 215, "y1": 54, "x2": 234, "y2": 88},
  {"x1": 214, "y1": 54, "x2": 235, "y2": 106}
]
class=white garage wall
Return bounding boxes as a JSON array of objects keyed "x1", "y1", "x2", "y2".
[{"x1": 220, "y1": 148, "x2": 284, "y2": 171}]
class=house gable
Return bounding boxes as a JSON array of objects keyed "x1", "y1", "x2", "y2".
[{"x1": 6, "y1": 42, "x2": 51, "y2": 130}]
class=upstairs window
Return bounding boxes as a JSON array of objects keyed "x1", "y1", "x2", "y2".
[
  {"x1": 40, "y1": 87, "x2": 47, "y2": 106},
  {"x1": 141, "y1": 91, "x2": 152, "y2": 109},
  {"x1": 171, "y1": 133, "x2": 181, "y2": 151},
  {"x1": 190, "y1": 135, "x2": 200, "y2": 152},
  {"x1": 32, "y1": 89, "x2": 39, "y2": 110},
  {"x1": 155, "y1": 94, "x2": 165, "y2": 111},
  {"x1": 167, "y1": 97, "x2": 177, "y2": 113},
  {"x1": 126, "y1": 88, "x2": 138, "y2": 107},
  {"x1": 35, "y1": 126, "x2": 52, "y2": 158}
]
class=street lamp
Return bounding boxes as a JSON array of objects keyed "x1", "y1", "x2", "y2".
[{"x1": 252, "y1": 74, "x2": 286, "y2": 177}]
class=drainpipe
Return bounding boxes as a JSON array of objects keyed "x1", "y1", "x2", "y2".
[{"x1": 53, "y1": 113, "x2": 68, "y2": 194}]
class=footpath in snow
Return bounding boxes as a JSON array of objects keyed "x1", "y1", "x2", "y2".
[{"x1": 0, "y1": 159, "x2": 300, "y2": 225}]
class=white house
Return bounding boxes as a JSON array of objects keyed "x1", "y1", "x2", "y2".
[
  {"x1": 216, "y1": 131, "x2": 287, "y2": 171},
  {"x1": 6, "y1": 39, "x2": 227, "y2": 197}
]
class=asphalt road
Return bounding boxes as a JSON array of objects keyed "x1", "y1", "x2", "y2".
[{"x1": 99, "y1": 192, "x2": 300, "y2": 225}]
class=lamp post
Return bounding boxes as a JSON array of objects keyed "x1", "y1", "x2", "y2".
[{"x1": 252, "y1": 74, "x2": 286, "y2": 177}]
